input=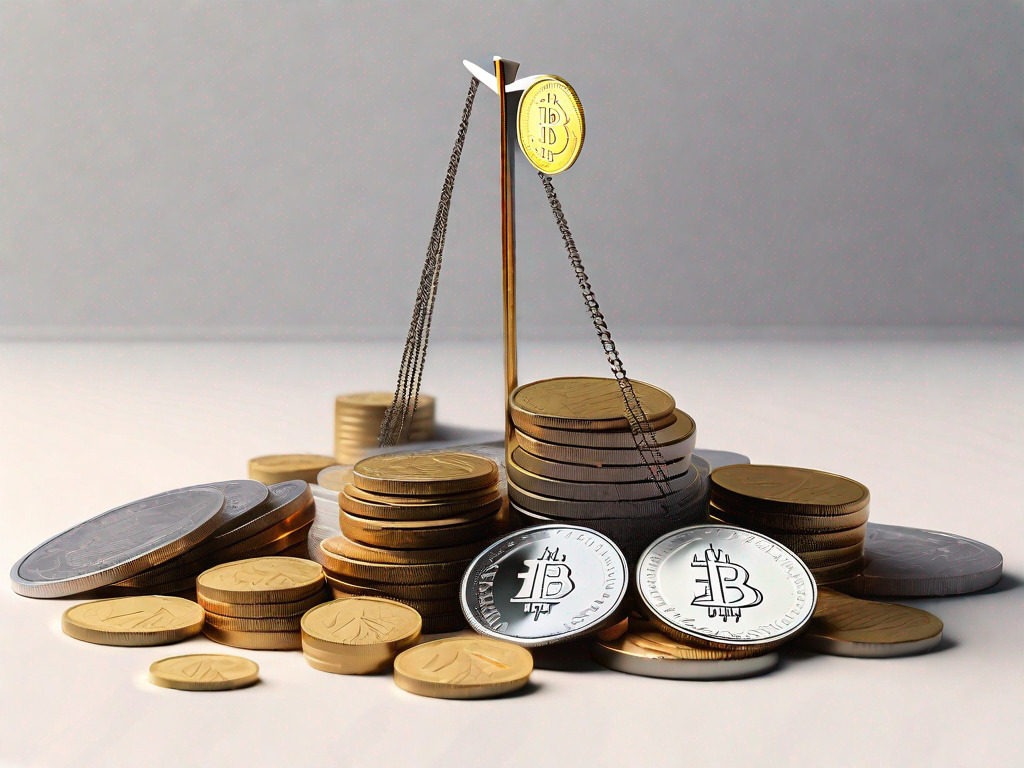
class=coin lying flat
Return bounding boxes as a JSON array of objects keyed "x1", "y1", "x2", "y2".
[
  {"x1": 592, "y1": 622, "x2": 781, "y2": 680},
  {"x1": 336, "y1": 392, "x2": 436, "y2": 412},
  {"x1": 62, "y1": 596, "x2": 205, "y2": 646},
  {"x1": 799, "y1": 588, "x2": 943, "y2": 657},
  {"x1": 196, "y1": 557, "x2": 325, "y2": 604},
  {"x1": 837, "y1": 523, "x2": 1003, "y2": 598},
  {"x1": 204, "y1": 612, "x2": 303, "y2": 633},
  {"x1": 711, "y1": 465, "x2": 870, "y2": 516},
  {"x1": 319, "y1": 548, "x2": 470, "y2": 585},
  {"x1": 248, "y1": 454, "x2": 337, "y2": 485},
  {"x1": 322, "y1": 534, "x2": 485, "y2": 566},
  {"x1": 510, "y1": 446, "x2": 691, "y2": 484},
  {"x1": 325, "y1": 573, "x2": 460, "y2": 602},
  {"x1": 339, "y1": 507, "x2": 499, "y2": 549},
  {"x1": 202, "y1": 625, "x2": 302, "y2": 650},
  {"x1": 711, "y1": 502, "x2": 870, "y2": 532},
  {"x1": 11, "y1": 487, "x2": 226, "y2": 598},
  {"x1": 513, "y1": 407, "x2": 682, "y2": 446},
  {"x1": 507, "y1": 459, "x2": 697, "y2": 502},
  {"x1": 316, "y1": 465, "x2": 354, "y2": 492},
  {"x1": 510, "y1": 376, "x2": 675, "y2": 431},
  {"x1": 301, "y1": 597, "x2": 422, "y2": 674},
  {"x1": 514, "y1": 429, "x2": 693, "y2": 466},
  {"x1": 353, "y1": 452, "x2": 499, "y2": 496},
  {"x1": 508, "y1": 473, "x2": 702, "y2": 520},
  {"x1": 340, "y1": 491, "x2": 501, "y2": 525},
  {"x1": 393, "y1": 637, "x2": 533, "y2": 699},
  {"x1": 461, "y1": 525, "x2": 628, "y2": 647},
  {"x1": 637, "y1": 525, "x2": 817, "y2": 651},
  {"x1": 149, "y1": 654, "x2": 259, "y2": 691},
  {"x1": 198, "y1": 587, "x2": 329, "y2": 619}
]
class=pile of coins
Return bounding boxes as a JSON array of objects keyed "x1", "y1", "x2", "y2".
[
  {"x1": 506, "y1": 377, "x2": 707, "y2": 560},
  {"x1": 708, "y1": 465, "x2": 869, "y2": 584},
  {"x1": 318, "y1": 451, "x2": 503, "y2": 633},
  {"x1": 335, "y1": 392, "x2": 435, "y2": 464},
  {"x1": 196, "y1": 557, "x2": 329, "y2": 650}
]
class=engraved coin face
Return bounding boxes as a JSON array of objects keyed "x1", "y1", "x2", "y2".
[
  {"x1": 317, "y1": 465, "x2": 354, "y2": 492},
  {"x1": 197, "y1": 556, "x2": 324, "y2": 604},
  {"x1": 353, "y1": 452, "x2": 498, "y2": 495},
  {"x1": 62, "y1": 596, "x2": 205, "y2": 646},
  {"x1": 302, "y1": 597, "x2": 422, "y2": 648},
  {"x1": 711, "y1": 465, "x2": 869, "y2": 514},
  {"x1": 201, "y1": 480, "x2": 270, "y2": 533},
  {"x1": 510, "y1": 377, "x2": 675, "y2": 431},
  {"x1": 842, "y1": 523, "x2": 1003, "y2": 597},
  {"x1": 149, "y1": 654, "x2": 259, "y2": 691},
  {"x1": 461, "y1": 525, "x2": 628, "y2": 647},
  {"x1": 517, "y1": 76, "x2": 585, "y2": 174},
  {"x1": 393, "y1": 637, "x2": 533, "y2": 699},
  {"x1": 636, "y1": 525, "x2": 817, "y2": 649},
  {"x1": 10, "y1": 487, "x2": 226, "y2": 598}
]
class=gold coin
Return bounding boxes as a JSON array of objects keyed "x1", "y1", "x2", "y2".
[
  {"x1": 202, "y1": 624, "x2": 302, "y2": 650},
  {"x1": 514, "y1": 408, "x2": 689, "y2": 448},
  {"x1": 595, "y1": 617, "x2": 630, "y2": 643},
  {"x1": 341, "y1": 495, "x2": 501, "y2": 529},
  {"x1": 148, "y1": 654, "x2": 259, "y2": 691},
  {"x1": 316, "y1": 465, "x2": 354, "y2": 492},
  {"x1": 797, "y1": 542, "x2": 865, "y2": 569},
  {"x1": 514, "y1": 429, "x2": 693, "y2": 466},
  {"x1": 393, "y1": 636, "x2": 533, "y2": 699},
  {"x1": 320, "y1": 548, "x2": 471, "y2": 585},
  {"x1": 711, "y1": 465, "x2": 870, "y2": 516},
  {"x1": 510, "y1": 377, "x2": 674, "y2": 432},
  {"x1": 343, "y1": 481, "x2": 499, "y2": 507},
  {"x1": 340, "y1": 508, "x2": 499, "y2": 549},
  {"x1": 340, "y1": 486, "x2": 501, "y2": 522},
  {"x1": 516, "y1": 76, "x2": 585, "y2": 174},
  {"x1": 710, "y1": 502, "x2": 869, "y2": 532},
  {"x1": 204, "y1": 612, "x2": 303, "y2": 633},
  {"x1": 507, "y1": 459, "x2": 695, "y2": 502},
  {"x1": 597, "y1": 621, "x2": 773, "y2": 661},
  {"x1": 324, "y1": 573, "x2": 461, "y2": 602},
  {"x1": 301, "y1": 597, "x2": 421, "y2": 673},
  {"x1": 247, "y1": 454, "x2": 337, "y2": 484},
  {"x1": 335, "y1": 392, "x2": 436, "y2": 411},
  {"x1": 704, "y1": 520, "x2": 867, "y2": 552},
  {"x1": 353, "y1": 452, "x2": 499, "y2": 496},
  {"x1": 321, "y1": 534, "x2": 487, "y2": 565},
  {"x1": 511, "y1": 446, "x2": 691, "y2": 484},
  {"x1": 61, "y1": 596, "x2": 204, "y2": 647},
  {"x1": 196, "y1": 557, "x2": 325, "y2": 604},
  {"x1": 800, "y1": 588, "x2": 943, "y2": 657},
  {"x1": 198, "y1": 587, "x2": 330, "y2": 618}
]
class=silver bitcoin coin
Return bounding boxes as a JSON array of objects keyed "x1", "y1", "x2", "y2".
[
  {"x1": 695, "y1": 449, "x2": 751, "y2": 471},
  {"x1": 461, "y1": 524, "x2": 628, "y2": 647},
  {"x1": 840, "y1": 523, "x2": 1003, "y2": 597},
  {"x1": 10, "y1": 488, "x2": 226, "y2": 598},
  {"x1": 636, "y1": 524, "x2": 817, "y2": 649}
]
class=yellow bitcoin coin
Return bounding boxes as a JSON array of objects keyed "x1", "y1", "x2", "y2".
[
  {"x1": 517, "y1": 76, "x2": 585, "y2": 174},
  {"x1": 149, "y1": 654, "x2": 259, "y2": 691},
  {"x1": 393, "y1": 636, "x2": 533, "y2": 699},
  {"x1": 62, "y1": 596, "x2": 205, "y2": 647}
]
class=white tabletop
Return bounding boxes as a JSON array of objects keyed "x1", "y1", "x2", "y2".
[{"x1": 1, "y1": 336, "x2": 1020, "y2": 768}]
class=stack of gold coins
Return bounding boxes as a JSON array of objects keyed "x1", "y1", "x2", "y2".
[
  {"x1": 709, "y1": 465, "x2": 870, "y2": 585},
  {"x1": 334, "y1": 393, "x2": 436, "y2": 464},
  {"x1": 196, "y1": 557, "x2": 329, "y2": 650},
  {"x1": 506, "y1": 376, "x2": 708, "y2": 561},
  {"x1": 319, "y1": 451, "x2": 502, "y2": 633},
  {"x1": 301, "y1": 596, "x2": 422, "y2": 674}
]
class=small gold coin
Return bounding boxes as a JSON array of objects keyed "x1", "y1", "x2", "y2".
[
  {"x1": 316, "y1": 465, "x2": 354, "y2": 492},
  {"x1": 198, "y1": 587, "x2": 329, "y2": 618},
  {"x1": 711, "y1": 465, "x2": 870, "y2": 516},
  {"x1": 301, "y1": 597, "x2": 421, "y2": 674},
  {"x1": 393, "y1": 636, "x2": 533, "y2": 699},
  {"x1": 321, "y1": 534, "x2": 487, "y2": 565},
  {"x1": 510, "y1": 377, "x2": 675, "y2": 431},
  {"x1": 800, "y1": 588, "x2": 943, "y2": 657},
  {"x1": 247, "y1": 454, "x2": 336, "y2": 484},
  {"x1": 202, "y1": 625, "x2": 302, "y2": 650},
  {"x1": 353, "y1": 452, "x2": 499, "y2": 496},
  {"x1": 197, "y1": 557, "x2": 325, "y2": 604},
  {"x1": 517, "y1": 76, "x2": 585, "y2": 174},
  {"x1": 149, "y1": 654, "x2": 259, "y2": 691},
  {"x1": 62, "y1": 596, "x2": 205, "y2": 647}
]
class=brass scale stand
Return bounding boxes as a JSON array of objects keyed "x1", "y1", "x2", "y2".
[{"x1": 380, "y1": 57, "x2": 674, "y2": 504}]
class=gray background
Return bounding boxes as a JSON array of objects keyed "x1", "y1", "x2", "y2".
[{"x1": 1, "y1": 1, "x2": 1020, "y2": 340}]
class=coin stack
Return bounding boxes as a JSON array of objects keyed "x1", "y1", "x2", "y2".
[
  {"x1": 104, "y1": 480, "x2": 316, "y2": 597},
  {"x1": 196, "y1": 557, "x2": 329, "y2": 650},
  {"x1": 301, "y1": 596, "x2": 422, "y2": 675},
  {"x1": 335, "y1": 393, "x2": 436, "y2": 465},
  {"x1": 708, "y1": 465, "x2": 870, "y2": 585},
  {"x1": 318, "y1": 451, "x2": 502, "y2": 633},
  {"x1": 506, "y1": 376, "x2": 708, "y2": 561}
]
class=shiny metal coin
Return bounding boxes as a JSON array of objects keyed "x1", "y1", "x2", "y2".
[
  {"x1": 838, "y1": 523, "x2": 1003, "y2": 597},
  {"x1": 461, "y1": 524, "x2": 628, "y2": 648},
  {"x1": 697, "y1": 449, "x2": 751, "y2": 470},
  {"x1": 636, "y1": 525, "x2": 817, "y2": 650},
  {"x1": 11, "y1": 487, "x2": 226, "y2": 598}
]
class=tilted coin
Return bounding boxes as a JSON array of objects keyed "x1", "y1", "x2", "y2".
[
  {"x1": 202, "y1": 625, "x2": 302, "y2": 651},
  {"x1": 697, "y1": 449, "x2": 752, "y2": 471},
  {"x1": 508, "y1": 473, "x2": 702, "y2": 520},
  {"x1": 325, "y1": 573, "x2": 461, "y2": 603},
  {"x1": 592, "y1": 623, "x2": 780, "y2": 680},
  {"x1": 461, "y1": 524, "x2": 628, "y2": 648},
  {"x1": 61, "y1": 596, "x2": 205, "y2": 646},
  {"x1": 711, "y1": 465, "x2": 870, "y2": 516},
  {"x1": 511, "y1": 446, "x2": 691, "y2": 484},
  {"x1": 799, "y1": 588, "x2": 943, "y2": 657},
  {"x1": 204, "y1": 612, "x2": 303, "y2": 633},
  {"x1": 353, "y1": 452, "x2": 499, "y2": 496},
  {"x1": 837, "y1": 523, "x2": 1003, "y2": 598},
  {"x1": 393, "y1": 636, "x2": 533, "y2": 699},
  {"x1": 316, "y1": 465, "x2": 354, "y2": 492},
  {"x1": 517, "y1": 76, "x2": 585, "y2": 174},
  {"x1": 322, "y1": 534, "x2": 487, "y2": 566},
  {"x1": 198, "y1": 587, "x2": 329, "y2": 618},
  {"x1": 339, "y1": 508, "x2": 499, "y2": 549},
  {"x1": 510, "y1": 377, "x2": 674, "y2": 432},
  {"x1": 636, "y1": 525, "x2": 817, "y2": 651},
  {"x1": 710, "y1": 502, "x2": 870, "y2": 532},
  {"x1": 302, "y1": 597, "x2": 422, "y2": 674},
  {"x1": 319, "y1": 548, "x2": 471, "y2": 585},
  {"x1": 508, "y1": 459, "x2": 696, "y2": 502},
  {"x1": 514, "y1": 429, "x2": 692, "y2": 466},
  {"x1": 248, "y1": 454, "x2": 336, "y2": 485},
  {"x1": 149, "y1": 654, "x2": 259, "y2": 691},
  {"x1": 11, "y1": 487, "x2": 226, "y2": 598},
  {"x1": 196, "y1": 557, "x2": 324, "y2": 604},
  {"x1": 513, "y1": 408, "x2": 681, "y2": 446}
]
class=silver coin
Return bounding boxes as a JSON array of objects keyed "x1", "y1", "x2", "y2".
[
  {"x1": 840, "y1": 523, "x2": 1002, "y2": 597},
  {"x1": 10, "y1": 488, "x2": 226, "y2": 598},
  {"x1": 636, "y1": 524, "x2": 817, "y2": 648},
  {"x1": 198, "y1": 480, "x2": 270, "y2": 535},
  {"x1": 461, "y1": 524, "x2": 628, "y2": 648},
  {"x1": 696, "y1": 449, "x2": 751, "y2": 471},
  {"x1": 591, "y1": 642, "x2": 779, "y2": 680}
]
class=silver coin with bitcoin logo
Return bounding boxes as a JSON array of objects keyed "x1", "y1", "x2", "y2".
[{"x1": 517, "y1": 76, "x2": 585, "y2": 174}]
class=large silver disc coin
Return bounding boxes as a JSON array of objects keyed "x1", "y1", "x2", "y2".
[
  {"x1": 11, "y1": 487, "x2": 226, "y2": 598},
  {"x1": 636, "y1": 524, "x2": 817, "y2": 649},
  {"x1": 461, "y1": 524, "x2": 628, "y2": 648}
]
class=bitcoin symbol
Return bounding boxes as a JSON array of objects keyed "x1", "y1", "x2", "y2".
[
  {"x1": 517, "y1": 76, "x2": 585, "y2": 174},
  {"x1": 691, "y1": 546, "x2": 763, "y2": 621},
  {"x1": 511, "y1": 547, "x2": 576, "y2": 620}
]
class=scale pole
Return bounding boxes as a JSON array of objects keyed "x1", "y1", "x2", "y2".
[{"x1": 495, "y1": 57, "x2": 520, "y2": 466}]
